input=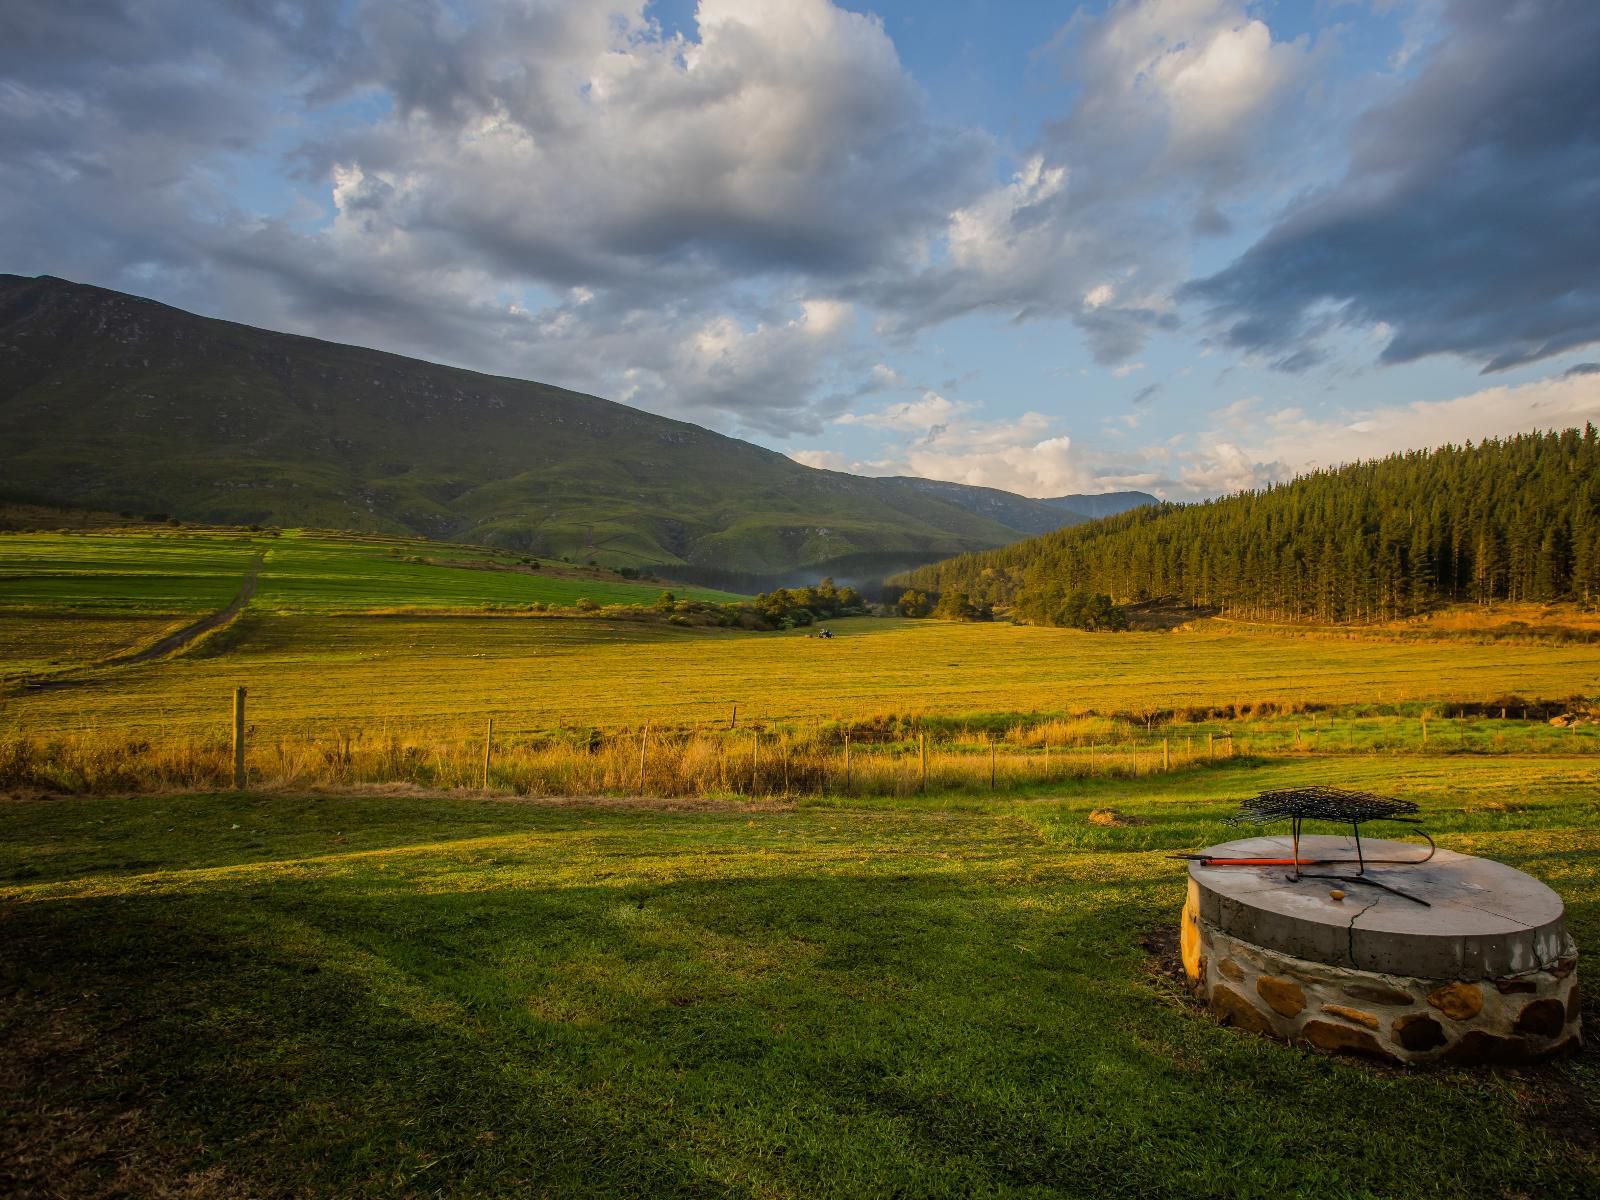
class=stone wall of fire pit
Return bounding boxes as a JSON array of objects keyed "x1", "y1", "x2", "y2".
[{"x1": 1181, "y1": 835, "x2": 1581, "y2": 1065}]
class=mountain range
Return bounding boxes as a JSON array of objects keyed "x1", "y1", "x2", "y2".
[{"x1": 0, "y1": 275, "x2": 1153, "y2": 585}]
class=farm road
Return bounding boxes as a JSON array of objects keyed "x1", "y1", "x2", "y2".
[{"x1": 110, "y1": 552, "x2": 264, "y2": 665}]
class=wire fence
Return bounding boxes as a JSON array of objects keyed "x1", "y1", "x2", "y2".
[{"x1": 3, "y1": 700, "x2": 1595, "y2": 796}]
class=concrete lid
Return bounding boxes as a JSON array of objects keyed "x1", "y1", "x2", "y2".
[{"x1": 1188, "y1": 834, "x2": 1572, "y2": 980}]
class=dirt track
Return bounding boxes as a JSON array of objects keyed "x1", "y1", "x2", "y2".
[{"x1": 110, "y1": 553, "x2": 263, "y2": 665}]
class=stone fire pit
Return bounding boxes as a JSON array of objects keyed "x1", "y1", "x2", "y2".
[{"x1": 1181, "y1": 834, "x2": 1580, "y2": 1064}]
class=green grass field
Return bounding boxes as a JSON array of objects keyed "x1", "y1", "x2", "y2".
[
  {"x1": 3, "y1": 758, "x2": 1597, "y2": 1198},
  {"x1": 0, "y1": 530, "x2": 743, "y2": 618}
]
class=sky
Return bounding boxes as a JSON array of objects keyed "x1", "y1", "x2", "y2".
[{"x1": 2, "y1": 0, "x2": 1598, "y2": 499}]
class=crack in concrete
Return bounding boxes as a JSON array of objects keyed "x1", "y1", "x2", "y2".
[{"x1": 1345, "y1": 896, "x2": 1381, "y2": 969}]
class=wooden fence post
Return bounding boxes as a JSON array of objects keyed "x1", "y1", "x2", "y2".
[
  {"x1": 729, "y1": 702, "x2": 738, "y2": 730},
  {"x1": 1207, "y1": 732, "x2": 1214, "y2": 760},
  {"x1": 751, "y1": 731, "x2": 759, "y2": 795},
  {"x1": 919, "y1": 730, "x2": 927, "y2": 792},
  {"x1": 1421, "y1": 714, "x2": 1428, "y2": 749},
  {"x1": 989, "y1": 739, "x2": 997, "y2": 790},
  {"x1": 483, "y1": 717, "x2": 494, "y2": 791},
  {"x1": 640, "y1": 722, "x2": 650, "y2": 796},
  {"x1": 232, "y1": 687, "x2": 247, "y2": 790},
  {"x1": 843, "y1": 732, "x2": 851, "y2": 793},
  {"x1": 1163, "y1": 736, "x2": 1170, "y2": 772}
]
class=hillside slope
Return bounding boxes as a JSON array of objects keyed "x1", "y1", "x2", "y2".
[
  {"x1": 895, "y1": 429, "x2": 1600, "y2": 623},
  {"x1": 0, "y1": 275, "x2": 1110, "y2": 581}
]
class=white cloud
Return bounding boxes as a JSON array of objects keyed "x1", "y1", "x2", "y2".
[
  {"x1": 1174, "y1": 371, "x2": 1600, "y2": 494},
  {"x1": 612, "y1": 298, "x2": 857, "y2": 434},
  {"x1": 0, "y1": 0, "x2": 990, "y2": 437},
  {"x1": 836, "y1": 389, "x2": 969, "y2": 432},
  {"x1": 788, "y1": 449, "x2": 848, "y2": 471}
]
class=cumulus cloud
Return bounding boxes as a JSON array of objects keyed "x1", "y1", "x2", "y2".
[
  {"x1": 1173, "y1": 371, "x2": 1600, "y2": 493},
  {"x1": 1185, "y1": 0, "x2": 1600, "y2": 373},
  {"x1": 820, "y1": 401, "x2": 1114, "y2": 496},
  {"x1": 617, "y1": 299, "x2": 857, "y2": 435},
  {"x1": 864, "y1": 0, "x2": 1317, "y2": 363},
  {"x1": 0, "y1": 0, "x2": 988, "y2": 436},
  {"x1": 836, "y1": 390, "x2": 970, "y2": 434}
]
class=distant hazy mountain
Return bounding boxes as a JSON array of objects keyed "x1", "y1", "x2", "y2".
[
  {"x1": 886, "y1": 477, "x2": 1138, "y2": 535},
  {"x1": 1039, "y1": 491, "x2": 1158, "y2": 519},
  {"x1": 0, "y1": 274, "x2": 1149, "y2": 582}
]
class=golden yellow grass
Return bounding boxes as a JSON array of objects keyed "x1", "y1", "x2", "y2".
[
  {"x1": 6, "y1": 614, "x2": 1599, "y2": 741},
  {"x1": 0, "y1": 613, "x2": 187, "y2": 677}
]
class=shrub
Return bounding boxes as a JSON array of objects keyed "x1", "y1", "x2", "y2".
[{"x1": 897, "y1": 589, "x2": 932, "y2": 618}]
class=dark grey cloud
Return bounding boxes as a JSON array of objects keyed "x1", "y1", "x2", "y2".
[
  {"x1": 1564, "y1": 362, "x2": 1600, "y2": 379},
  {"x1": 1185, "y1": 0, "x2": 1600, "y2": 373}
]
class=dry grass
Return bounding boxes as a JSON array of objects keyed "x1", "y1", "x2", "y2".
[
  {"x1": 8, "y1": 614, "x2": 1600, "y2": 741},
  {"x1": 0, "y1": 721, "x2": 1225, "y2": 798}
]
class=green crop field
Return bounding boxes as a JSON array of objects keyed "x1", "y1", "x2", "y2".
[
  {"x1": 3, "y1": 757, "x2": 1597, "y2": 1198},
  {"x1": 0, "y1": 530, "x2": 743, "y2": 617}
]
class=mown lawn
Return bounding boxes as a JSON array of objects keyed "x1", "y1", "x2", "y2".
[{"x1": 3, "y1": 759, "x2": 1596, "y2": 1198}]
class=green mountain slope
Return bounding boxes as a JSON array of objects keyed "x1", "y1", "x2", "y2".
[
  {"x1": 894, "y1": 429, "x2": 1600, "y2": 623},
  {"x1": 0, "y1": 275, "x2": 1119, "y2": 581}
]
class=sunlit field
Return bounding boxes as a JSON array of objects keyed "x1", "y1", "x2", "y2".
[{"x1": 8, "y1": 612, "x2": 1600, "y2": 736}]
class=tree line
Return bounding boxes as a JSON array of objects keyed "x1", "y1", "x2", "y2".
[{"x1": 892, "y1": 427, "x2": 1600, "y2": 625}]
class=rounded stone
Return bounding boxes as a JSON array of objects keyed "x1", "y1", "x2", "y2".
[
  {"x1": 1257, "y1": 975, "x2": 1306, "y2": 1017},
  {"x1": 1320, "y1": 1004, "x2": 1380, "y2": 1030},
  {"x1": 1218, "y1": 957, "x2": 1245, "y2": 981},
  {"x1": 1342, "y1": 983, "x2": 1415, "y2": 1007},
  {"x1": 1211, "y1": 984, "x2": 1273, "y2": 1034},
  {"x1": 1300, "y1": 1019, "x2": 1400, "y2": 1063},
  {"x1": 1394, "y1": 1011, "x2": 1448, "y2": 1052},
  {"x1": 1443, "y1": 1030, "x2": 1535, "y2": 1065},
  {"x1": 1186, "y1": 835, "x2": 1572, "y2": 980},
  {"x1": 1428, "y1": 981, "x2": 1484, "y2": 1022},
  {"x1": 1514, "y1": 997, "x2": 1568, "y2": 1038}
]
